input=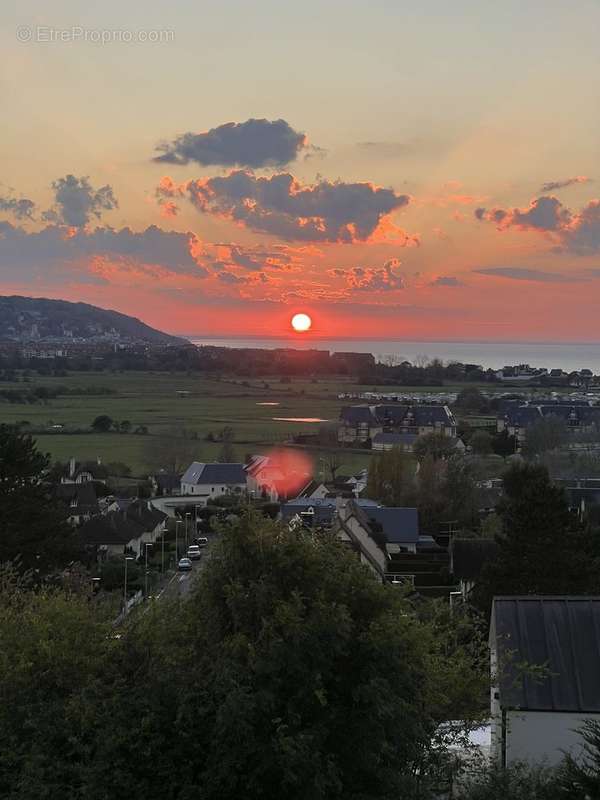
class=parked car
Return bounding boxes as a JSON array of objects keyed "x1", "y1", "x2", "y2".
[
  {"x1": 186, "y1": 545, "x2": 201, "y2": 561},
  {"x1": 195, "y1": 536, "x2": 209, "y2": 548},
  {"x1": 177, "y1": 557, "x2": 193, "y2": 571}
]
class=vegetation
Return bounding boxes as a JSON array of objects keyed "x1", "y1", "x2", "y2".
[
  {"x1": 0, "y1": 512, "x2": 489, "y2": 799},
  {"x1": 473, "y1": 462, "x2": 599, "y2": 614},
  {"x1": 0, "y1": 425, "x2": 80, "y2": 574}
]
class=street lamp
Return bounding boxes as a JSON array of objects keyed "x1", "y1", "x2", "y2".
[
  {"x1": 123, "y1": 555, "x2": 134, "y2": 614},
  {"x1": 175, "y1": 519, "x2": 182, "y2": 566},
  {"x1": 185, "y1": 512, "x2": 191, "y2": 547},
  {"x1": 144, "y1": 542, "x2": 152, "y2": 598}
]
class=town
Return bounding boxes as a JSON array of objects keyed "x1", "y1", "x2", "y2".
[{"x1": 3, "y1": 339, "x2": 600, "y2": 795}]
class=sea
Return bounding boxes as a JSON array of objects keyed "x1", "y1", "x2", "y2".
[{"x1": 189, "y1": 337, "x2": 600, "y2": 374}]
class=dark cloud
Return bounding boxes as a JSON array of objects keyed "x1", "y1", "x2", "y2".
[
  {"x1": 159, "y1": 171, "x2": 411, "y2": 243},
  {"x1": 539, "y1": 176, "x2": 591, "y2": 193},
  {"x1": 474, "y1": 267, "x2": 581, "y2": 283},
  {"x1": 475, "y1": 195, "x2": 600, "y2": 255},
  {"x1": 42, "y1": 175, "x2": 118, "y2": 228},
  {"x1": 0, "y1": 192, "x2": 36, "y2": 220},
  {"x1": 430, "y1": 276, "x2": 462, "y2": 287},
  {"x1": 0, "y1": 222, "x2": 208, "y2": 283},
  {"x1": 154, "y1": 118, "x2": 307, "y2": 168}
]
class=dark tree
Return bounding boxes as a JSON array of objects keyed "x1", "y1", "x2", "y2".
[
  {"x1": 473, "y1": 462, "x2": 598, "y2": 614},
  {"x1": 91, "y1": 414, "x2": 113, "y2": 433},
  {"x1": 0, "y1": 425, "x2": 80, "y2": 573}
]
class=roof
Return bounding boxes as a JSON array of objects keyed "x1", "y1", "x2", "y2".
[
  {"x1": 372, "y1": 432, "x2": 418, "y2": 445},
  {"x1": 340, "y1": 404, "x2": 455, "y2": 428},
  {"x1": 79, "y1": 499, "x2": 166, "y2": 546},
  {"x1": 55, "y1": 482, "x2": 99, "y2": 512},
  {"x1": 450, "y1": 538, "x2": 499, "y2": 579},
  {"x1": 364, "y1": 507, "x2": 419, "y2": 544},
  {"x1": 181, "y1": 462, "x2": 247, "y2": 485},
  {"x1": 281, "y1": 496, "x2": 378, "y2": 526},
  {"x1": 152, "y1": 471, "x2": 181, "y2": 492},
  {"x1": 339, "y1": 405, "x2": 378, "y2": 425},
  {"x1": 491, "y1": 596, "x2": 600, "y2": 712}
]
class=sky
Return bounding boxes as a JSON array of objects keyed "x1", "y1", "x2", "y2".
[{"x1": 2, "y1": 0, "x2": 600, "y2": 342}]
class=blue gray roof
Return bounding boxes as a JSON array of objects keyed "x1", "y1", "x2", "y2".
[
  {"x1": 491, "y1": 596, "x2": 600, "y2": 712},
  {"x1": 372, "y1": 432, "x2": 418, "y2": 445},
  {"x1": 181, "y1": 462, "x2": 247, "y2": 485},
  {"x1": 281, "y1": 497, "x2": 378, "y2": 526},
  {"x1": 365, "y1": 507, "x2": 419, "y2": 544},
  {"x1": 340, "y1": 404, "x2": 455, "y2": 427}
]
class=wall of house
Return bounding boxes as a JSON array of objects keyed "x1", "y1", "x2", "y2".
[
  {"x1": 504, "y1": 710, "x2": 600, "y2": 767},
  {"x1": 181, "y1": 482, "x2": 246, "y2": 498}
]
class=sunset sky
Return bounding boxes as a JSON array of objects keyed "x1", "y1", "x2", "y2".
[{"x1": 2, "y1": 0, "x2": 600, "y2": 341}]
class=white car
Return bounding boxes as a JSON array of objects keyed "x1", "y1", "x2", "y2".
[
  {"x1": 195, "y1": 537, "x2": 209, "y2": 548},
  {"x1": 177, "y1": 557, "x2": 193, "y2": 571},
  {"x1": 186, "y1": 545, "x2": 201, "y2": 561}
]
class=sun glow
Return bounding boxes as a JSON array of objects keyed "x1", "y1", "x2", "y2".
[{"x1": 291, "y1": 312, "x2": 312, "y2": 332}]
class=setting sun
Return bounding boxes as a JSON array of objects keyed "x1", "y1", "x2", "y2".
[{"x1": 291, "y1": 312, "x2": 312, "y2": 332}]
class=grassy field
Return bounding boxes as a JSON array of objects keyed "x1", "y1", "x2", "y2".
[{"x1": 1, "y1": 371, "x2": 410, "y2": 475}]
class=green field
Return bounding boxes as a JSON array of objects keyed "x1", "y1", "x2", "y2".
[{"x1": 1, "y1": 371, "x2": 403, "y2": 475}]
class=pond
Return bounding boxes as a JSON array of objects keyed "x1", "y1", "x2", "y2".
[{"x1": 272, "y1": 417, "x2": 329, "y2": 423}]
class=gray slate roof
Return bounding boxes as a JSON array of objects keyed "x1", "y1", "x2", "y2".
[
  {"x1": 181, "y1": 462, "x2": 247, "y2": 485},
  {"x1": 372, "y1": 432, "x2": 418, "y2": 445},
  {"x1": 491, "y1": 596, "x2": 600, "y2": 712},
  {"x1": 365, "y1": 507, "x2": 419, "y2": 544}
]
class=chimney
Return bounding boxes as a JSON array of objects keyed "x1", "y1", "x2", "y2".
[{"x1": 69, "y1": 456, "x2": 76, "y2": 478}]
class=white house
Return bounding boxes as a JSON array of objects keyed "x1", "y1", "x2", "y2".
[
  {"x1": 490, "y1": 596, "x2": 600, "y2": 767},
  {"x1": 180, "y1": 462, "x2": 247, "y2": 502}
]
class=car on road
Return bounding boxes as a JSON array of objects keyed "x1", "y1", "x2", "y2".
[
  {"x1": 177, "y1": 557, "x2": 193, "y2": 571},
  {"x1": 195, "y1": 537, "x2": 209, "y2": 548},
  {"x1": 186, "y1": 545, "x2": 202, "y2": 561}
]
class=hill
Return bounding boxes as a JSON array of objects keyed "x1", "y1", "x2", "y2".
[{"x1": 0, "y1": 296, "x2": 184, "y2": 344}]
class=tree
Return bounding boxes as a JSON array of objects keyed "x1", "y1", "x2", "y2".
[
  {"x1": 470, "y1": 430, "x2": 493, "y2": 456},
  {"x1": 414, "y1": 432, "x2": 456, "y2": 462},
  {"x1": 0, "y1": 425, "x2": 80, "y2": 573},
  {"x1": 324, "y1": 452, "x2": 344, "y2": 482},
  {"x1": 142, "y1": 425, "x2": 198, "y2": 474},
  {"x1": 492, "y1": 429, "x2": 518, "y2": 458},
  {"x1": 91, "y1": 414, "x2": 113, "y2": 433},
  {"x1": 522, "y1": 415, "x2": 567, "y2": 459},
  {"x1": 473, "y1": 462, "x2": 598, "y2": 614},
  {"x1": 0, "y1": 514, "x2": 488, "y2": 799},
  {"x1": 217, "y1": 426, "x2": 236, "y2": 463},
  {"x1": 455, "y1": 387, "x2": 490, "y2": 414},
  {"x1": 557, "y1": 720, "x2": 600, "y2": 798},
  {"x1": 366, "y1": 447, "x2": 413, "y2": 505},
  {"x1": 119, "y1": 420, "x2": 132, "y2": 434}
]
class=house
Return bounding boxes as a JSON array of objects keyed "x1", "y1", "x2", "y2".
[
  {"x1": 296, "y1": 479, "x2": 330, "y2": 500},
  {"x1": 245, "y1": 453, "x2": 312, "y2": 502},
  {"x1": 180, "y1": 462, "x2": 247, "y2": 501},
  {"x1": 60, "y1": 456, "x2": 108, "y2": 485},
  {"x1": 55, "y1": 482, "x2": 99, "y2": 525},
  {"x1": 450, "y1": 538, "x2": 499, "y2": 600},
  {"x1": 490, "y1": 596, "x2": 600, "y2": 767},
  {"x1": 497, "y1": 403, "x2": 600, "y2": 444},
  {"x1": 80, "y1": 498, "x2": 167, "y2": 559},
  {"x1": 281, "y1": 496, "x2": 379, "y2": 529},
  {"x1": 149, "y1": 471, "x2": 181, "y2": 497},
  {"x1": 334, "y1": 500, "x2": 389, "y2": 582},
  {"x1": 339, "y1": 404, "x2": 457, "y2": 445},
  {"x1": 372, "y1": 432, "x2": 419, "y2": 452}
]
